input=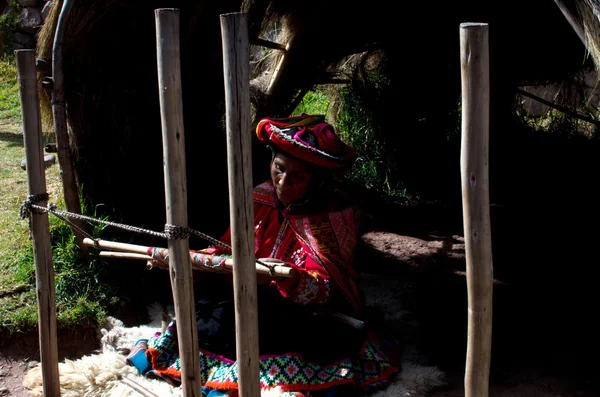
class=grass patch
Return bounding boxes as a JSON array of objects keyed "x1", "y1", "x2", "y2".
[
  {"x1": 0, "y1": 1, "x2": 22, "y2": 58},
  {"x1": 293, "y1": 90, "x2": 330, "y2": 116},
  {"x1": 0, "y1": 53, "x2": 116, "y2": 339},
  {"x1": 293, "y1": 82, "x2": 414, "y2": 205},
  {"x1": 0, "y1": 123, "x2": 116, "y2": 337},
  {"x1": 0, "y1": 55, "x2": 21, "y2": 122}
]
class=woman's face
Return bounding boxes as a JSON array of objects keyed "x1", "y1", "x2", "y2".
[{"x1": 270, "y1": 152, "x2": 314, "y2": 206}]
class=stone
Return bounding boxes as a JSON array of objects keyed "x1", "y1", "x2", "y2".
[
  {"x1": 11, "y1": 31, "x2": 36, "y2": 49},
  {"x1": 20, "y1": 154, "x2": 56, "y2": 170},
  {"x1": 17, "y1": 7, "x2": 43, "y2": 33}
]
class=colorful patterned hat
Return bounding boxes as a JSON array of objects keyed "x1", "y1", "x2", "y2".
[{"x1": 256, "y1": 114, "x2": 358, "y2": 170}]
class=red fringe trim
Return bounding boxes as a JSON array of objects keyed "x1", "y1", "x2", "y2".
[
  {"x1": 204, "y1": 381, "x2": 239, "y2": 390},
  {"x1": 204, "y1": 377, "x2": 355, "y2": 392},
  {"x1": 358, "y1": 364, "x2": 401, "y2": 389},
  {"x1": 147, "y1": 348, "x2": 182, "y2": 380}
]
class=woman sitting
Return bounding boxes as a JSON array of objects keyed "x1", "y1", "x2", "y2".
[{"x1": 126, "y1": 114, "x2": 400, "y2": 396}]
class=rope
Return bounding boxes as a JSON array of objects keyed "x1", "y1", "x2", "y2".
[
  {"x1": 19, "y1": 194, "x2": 279, "y2": 276},
  {"x1": 19, "y1": 193, "x2": 49, "y2": 239},
  {"x1": 19, "y1": 193, "x2": 48, "y2": 219}
]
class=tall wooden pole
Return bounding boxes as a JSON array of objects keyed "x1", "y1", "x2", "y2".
[
  {"x1": 554, "y1": 0, "x2": 587, "y2": 48},
  {"x1": 460, "y1": 22, "x2": 493, "y2": 397},
  {"x1": 155, "y1": 8, "x2": 202, "y2": 397},
  {"x1": 220, "y1": 12, "x2": 261, "y2": 397},
  {"x1": 16, "y1": 49, "x2": 61, "y2": 397},
  {"x1": 52, "y1": 0, "x2": 86, "y2": 250}
]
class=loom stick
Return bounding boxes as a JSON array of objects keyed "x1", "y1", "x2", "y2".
[
  {"x1": 84, "y1": 238, "x2": 296, "y2": 278},
  {"x1": 120, "y1": 377, "x2": 160, "y2": 397},
  {"x1": 221, "y1": 13, "x2": 261, "y2": 397},
  {"x1": 460, "y1": 22, "x2": 493, "y2": 397},
  {"x1": 52, "y1": 0, "x2": 86, "y2": 250},
  {"x1": 16, "y1": 49, "x2": 61, "y2": 397},
  {"x1": 155, "y1": 8, "x2": 202, "y2": 396}
]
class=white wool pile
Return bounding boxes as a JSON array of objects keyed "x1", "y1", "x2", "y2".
[
  {"x1": 23, "y1": 283, "x2": 447, "y2": 396},
  {"x1": 22, "y1": 349, "x2": 183, "y2": 397}
]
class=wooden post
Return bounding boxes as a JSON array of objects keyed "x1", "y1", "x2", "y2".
[
  {"x1": 554, "y1": 0, "x2": 587, "y2": 48},
  {"x1": 460, "y1": 22, "x2": 493, "y2": 397},
  {"x1": 220, "y1": 12, "x2": 261, "y2": 397},
  {"x1": 155, "y1": 8, "x2": 202, "y2": 397},
  {"x1": 52, "y1": 0, "x2": 86, "y2": 250},
  {"x1": 16, "y1": 49, "x2": 61, "y2": 397}
]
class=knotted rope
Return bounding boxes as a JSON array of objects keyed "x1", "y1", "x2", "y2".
[{"x1": 19, "y1": 193, "x2": 278, "y2": 275}]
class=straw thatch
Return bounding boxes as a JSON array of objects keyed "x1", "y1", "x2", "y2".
[
  {"x1": 32, "y1": 0, "x2": 600, "y2": 275},
  {"x1": 33, "y1": 0, "x2": 600, "y2": 223}
]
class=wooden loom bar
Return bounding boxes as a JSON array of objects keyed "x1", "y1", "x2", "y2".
[
  {"x1": 82, "y1": 237, "x2": 296, "y2": 278},
  {"x1": 554, "y1": 0, "x2": 587, "y2": 48},
  {"x1": 16, "y1": 49, "x2": 61, "y2": 397},
  {"x1": 460, "y1": 22, "x2": 493, "y2": 397},
  {"x1": 250, "y1": 37, "x2": 286, "y2": 51},
  {"x1": 155, "y1": 8, "x2": 202, "y2": 397},
  {"x1": 52, "y1": 0, "x2": 86, "y2": 250},
  {"x1": 120, "y1": 377, "x2": 160, "y2": 397},
  {"x1": 220, "y1": 12, "x2": 261, "y2": 397}
]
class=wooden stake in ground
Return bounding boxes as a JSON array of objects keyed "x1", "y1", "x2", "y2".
[
  {"x1": 460, "y1": 22, "x2": 493, "y2": 397},
  {"x1": 155, "y1": 8, "x2": 202, "y2": 397},
  {"x1": 220, "y1": 12, "x2": 261, "y2": 397},
  {"x1": 52, "y1": 0, "x2": 86, "y2": 250},
  {"x1": 16, "y1": 49, "x2": 61, "y2": 397}
]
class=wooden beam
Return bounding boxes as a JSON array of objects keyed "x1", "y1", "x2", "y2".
[
  {"x1": 266, "y1": 32, "x2": 296, "y2": 97},
  {"x1": 220, "y1": 12, "x2": 261, "y2": 397},
  {"x1": 121, "y1": 377, "x2": 160, "y2": 397},
  {"x1": 83, "y1": 237, "x2": 296, "y2": 278},
  {"x1": 16, "y1": 49, "x2": 61, "y2": 397},
  {"x1": 516, "y1": 88, "x2": 600, "y2": 126},
  {"x1": 97, "y1": 249, "x2": 296, "y2": 277},
  {"x1": 52, "y1": 0, "x2": 86, "y2": 250},
  {"x1": 250, "y1": 37, "x2": 286, "y2": 52},
  {"x1": 554, "y1": 0, "x2": 587, "y2": 48},
  {"x1": 460, "y1": 22, "x2": 493, "y2": 397},
  {"x1": 155, "y1": 8, "x2": 202, "y2": 397}
]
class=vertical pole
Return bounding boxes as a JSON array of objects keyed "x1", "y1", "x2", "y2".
[
  {"x1": 554, "y1": 0, "x2": 587, "y2": 48},
  {"x1": 52, "y1": 0, "x2": 86, "y2": 250},
  {"x1": 220, "y1": 12, "x2": 261, "y2": 397},
  {"x1": 155, "y1": 8, "x2": 202, "y2": 397},
  {"x1": 16, "y1": 49, "x2": 61, "y2": 397},
  {"x1": 460, "y1": 22, "x2": 493, "y2": 397}
]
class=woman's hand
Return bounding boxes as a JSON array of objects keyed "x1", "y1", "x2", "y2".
[
  {"x1": 257, "y1": 258, "x2": 292, "y2": 284},
  {"x1": 257, "y1": 257, "x2": 288, "y2": 266}
]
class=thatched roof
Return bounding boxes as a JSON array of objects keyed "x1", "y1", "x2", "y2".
[{"x1": 34, "y1": 0, "x2": 600, "y2": 243}]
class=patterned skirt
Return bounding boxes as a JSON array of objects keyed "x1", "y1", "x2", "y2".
[
  {"x1": 145, "y1": 319, "x2": 398, "y2": 393},
  {"x1": 141, "y1": 294, "x2": 400, "y2": 395}
]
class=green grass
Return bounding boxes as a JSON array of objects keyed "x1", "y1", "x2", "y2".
[
  {"x1": 0, "y1": 55, "x2": 20, "y2": 121},
  {"x1": 293, "y1": 90, "x2": 330, "y2": 116},
  {"x1": 0, "y1": 55, "x2": 115, "y2": 340},
  {"x1": 293, "y1": 84, "x2": 414, "y2": 204}
]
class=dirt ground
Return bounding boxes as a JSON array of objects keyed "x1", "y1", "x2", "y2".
[{"x1": 1, "y1": 203, "x2": 599, "y2": 396}]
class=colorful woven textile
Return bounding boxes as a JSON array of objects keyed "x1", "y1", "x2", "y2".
[
  {"x1": 148, "y1": 247, "x2": 229, "y2": 269},
  {"x1": 249, "y1": 181, "x2": 363, "y2": 315},
  {"x1": 146, "y1": 319, "x2": 398, "y2": 393},
  {"x1": 256, "y1": 114, "x2": 357, "y2": 170}
]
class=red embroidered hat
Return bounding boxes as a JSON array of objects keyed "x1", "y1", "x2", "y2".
[{"x1": 256, "y1": 114, "x2": 358, "y2": 170}]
